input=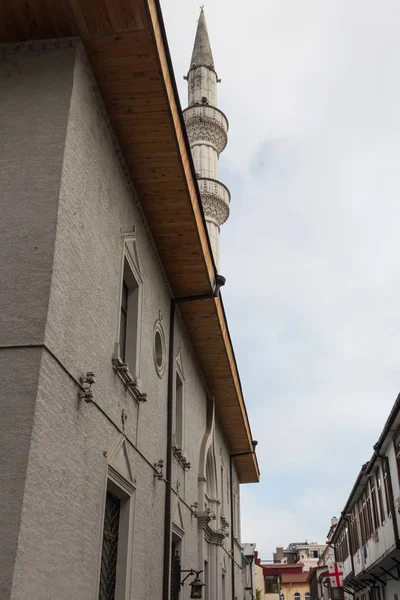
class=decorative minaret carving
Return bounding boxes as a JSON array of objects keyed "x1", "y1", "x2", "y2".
[{"x1": 183, "y1": 8, "x2": 230, "y2": 270}]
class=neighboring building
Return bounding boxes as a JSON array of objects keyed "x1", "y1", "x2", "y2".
[
  {"x1": 273, "y1": 543, "x2": 326, "y2": 570},
  {"x1": 242, "y1": 543, "x2": 257, "y2": 600},
  {"x1": 255, "y1": 561, "x2": 267, "y2": 599},
  {"x1": 254, "y1": 556, "x2": 311, "y2": 600},
  {"x1": 330, "y1": 394, "x2": 400, "y2": 600},
  {"x1": 280, "y1": 570, "x2": 310, "y2": 600},
  {"x1": 308, "y1": 518, "x2": 339, "y2": 600},
  {"x1": 0, "y1": 3, "x2": 259, "y2": 600},
  {"x1": 318, "y1": 518, "x2": 338, "y2": 569}
]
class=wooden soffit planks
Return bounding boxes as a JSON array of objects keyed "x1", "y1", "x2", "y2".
[{"x1": 0, "y1": 0, "x2": 259, "y2": 483}]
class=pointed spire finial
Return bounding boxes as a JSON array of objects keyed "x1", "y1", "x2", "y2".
[{"x1": 190, "y1": 6, "x2": 214, "y2": 70}]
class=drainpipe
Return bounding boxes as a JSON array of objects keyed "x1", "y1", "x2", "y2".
[
  {"x1": 250, "y1": 556, "x2": 254, "y2": 600},
  {"x1": 162, "y1": 275, "x2": 226, "y2": 600},
  {"x1": 229, "y1": 444, "x2": 258, "y2": 600}
]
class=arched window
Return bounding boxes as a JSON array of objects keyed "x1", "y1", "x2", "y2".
[
  {"x1": 305, "y1": 593, "x2": 311, "y2": 600},
  {"x1": 294, "y1": 593, "x2": 301, "y2": 600},
  {"x1": 206, "y1": 449, "x2": 217, "y2": 498}
]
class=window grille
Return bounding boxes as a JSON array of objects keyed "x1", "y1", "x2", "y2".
[
  {"x1": 171, "y1": 551, "x2": 181, "y2": 600},
  {"x1": 99, "y1": 492, "x2": 121, "y2": 600}
]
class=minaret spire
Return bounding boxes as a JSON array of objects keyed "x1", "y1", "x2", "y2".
[
  {"x1": 183, "y1": 8, "x2": 230, "y2": 270},
  {"x1": 190, "y1": 8, "x2": 214, "y2": 70}
]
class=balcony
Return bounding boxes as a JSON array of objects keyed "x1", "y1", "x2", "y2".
[
  {"x1": 197, "y1": 177, "x2": 230, "y2": 226},
  {"x1": 183, "y1": 104, "x2": 229, "y2": 155}
]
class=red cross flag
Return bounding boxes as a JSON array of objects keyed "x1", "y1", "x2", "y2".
[{"x1": 328, "y1": 563, "x2": 344, "y2": 588}]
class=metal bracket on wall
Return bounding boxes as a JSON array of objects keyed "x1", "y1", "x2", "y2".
[
  {"x1": 78, "y1": 371, "x2": 96, "y2": 403},
  {"x1": 112, "y1": 358, "x2": 148, "y2": 403},
  {"x1": 154, "y1": 459, "x2": 164, "y2": 480}
]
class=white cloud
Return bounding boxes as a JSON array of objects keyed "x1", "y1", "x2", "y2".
[{"x1": 162, "y1": 0, "x2": 400, "y2": 557}]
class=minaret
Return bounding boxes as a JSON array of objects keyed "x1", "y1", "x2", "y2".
[{"x1": 183, "y1": 8, "x2": 230, "y2": 270}]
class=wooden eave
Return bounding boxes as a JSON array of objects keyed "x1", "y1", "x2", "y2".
[{"x1": 0, "y1": 0, "x2": 260, "y2": 483}]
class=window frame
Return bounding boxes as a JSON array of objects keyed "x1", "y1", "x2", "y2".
[
  {"x1": 382, "y1": 459, "x2": 392, "y2": 518},
  {"x1": 265, "y1": 576, "x2": 279, "y2": 594},
  {"x1": 376, "y1": 467, "x2": 385, "y2": 524},
  {"x1": 394, "y1": 428, "x2": 400, "y2": 484},
  {"x1": 115, "y1": 235, "x2": 143, "y2": 383},
  {"x1": 97, "y1": 468, "x2": 135, "y2": 600},
  {"x1": 173, "y1": 358, "x2": 185, "y2": 452}
]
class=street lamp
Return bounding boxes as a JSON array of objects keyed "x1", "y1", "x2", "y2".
[{"x1": 181, "y1": 569, "x2": 205, "y2": 599}]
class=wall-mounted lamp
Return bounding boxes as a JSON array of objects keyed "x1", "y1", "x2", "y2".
[{"x1": 181, "y1": 569, "x2": 205, "y2": 599}]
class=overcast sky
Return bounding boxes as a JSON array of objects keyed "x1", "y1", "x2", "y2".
[{"x1": 161, "y1": 0, "x2": 400, "y2": 559}]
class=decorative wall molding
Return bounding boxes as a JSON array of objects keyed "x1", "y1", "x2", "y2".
[
  {"x1": 198, "y1": 514, "x2": 226, "y2": 546},
  {"x1": 185, "y1": 117, "x2": 227, "y2": 155},
  {"x1": 201, "y1": 193, "x2": 230, "y2": 226}
]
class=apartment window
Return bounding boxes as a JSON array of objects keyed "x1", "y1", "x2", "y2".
[
  {"x1": 359, "y1": 501, "x2": 366, "y2": 545},
  {"x1": 376, "y1": 468, "x2": 385, "y2": 523},
  {"x1": 370, "y1": 479, "x2": 379, "y2": 530},
  {"x1": 294, "y1": 593, "x2": 301, "y2": 600},
  {"x1": 383, "y1": 460, "x2": 392, "y2": 517},
  {"x1": 394, "y1": 429, "x2": 400, "y2": 483},
  {"x1": 336, "y1": 526, "x2": 349, "y2": 562},
  {"x1": 265, "y1": 576, "x2": 279, "y2": 593},
  {"x1": 174, "y1": 371, "x2": 184, "y2": 450},
  {"x1": 99, "y1": 491, "x2": 121, "y2": 600},
  {"x1": 365, "y1": 493, "x2": 374, "y2": 536},
  {"x1": 305, "y1": 594, "x2": 311, "y2": 600},
  {"x1": 349, "y1": 511, "x2": 360, "y2": 552}
]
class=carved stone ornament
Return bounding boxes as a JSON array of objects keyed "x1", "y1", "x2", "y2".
[
  {"x1": 201, "y1": 193, "x2": 230, "y2": 226},
  {"x1": 197, "y1": 514, "x2": 226, "y2": 546},
  {"x1": 185, "y1": 116, "x2": 228, "y2": 155}
]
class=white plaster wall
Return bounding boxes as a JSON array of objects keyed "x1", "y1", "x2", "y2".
[
  {"x1": 0, "y1": 44, "x2": 76, "y2": 600},
  {"x1": 7, "y1": 43, "x2": 242, "y2": 600}
]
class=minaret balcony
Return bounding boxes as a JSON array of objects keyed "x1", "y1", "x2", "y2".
[
  {"x1": 183, "y1": 105, "x2": 229, "y2": 155},
  {"x1": 197, "y1": 177, "x2": 230, "y2": 226}
]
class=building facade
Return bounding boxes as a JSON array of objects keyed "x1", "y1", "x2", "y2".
[
  {"x1": 330, "y1": 395, "x2": 400, "y2": 600},
  {"x1": 273, "y1": 543, "x2": 326, "y2": 571},
  {"x1": 254, "y1": 556, "x2": 311, "y2": 600},
  {"x1": 0, "y1": 2, "x2": 259, "y2": 600}
]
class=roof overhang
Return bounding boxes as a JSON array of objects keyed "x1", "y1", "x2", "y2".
[{"x1": 0, "y1": 0, "x2": 259, "y2": 482}]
